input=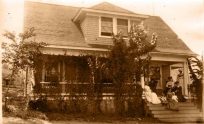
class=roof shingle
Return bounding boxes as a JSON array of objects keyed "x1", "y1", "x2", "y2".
[{"x1": 24, "y1": 1, "x2": 89, "y2": 48}]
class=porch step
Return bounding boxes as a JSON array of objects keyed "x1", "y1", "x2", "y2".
[
  {"x1": 152, "y1": 109, "x2": 200, "y2": 114},
  {"x1": 146, "y1": 102, "x2": 204, "y2": 123},
  {"x1": 149, "y1": 106, "x2": 198, "y2": 111},
  {"x1": 159, "y1": 117, "x2": 204, "y2": 123},
  {"x1": 154, "y1": 113, "x2": 202, "y2": 118},
  {"x1": 147, "y1": 102, "x2": 195, "y2": 107}
]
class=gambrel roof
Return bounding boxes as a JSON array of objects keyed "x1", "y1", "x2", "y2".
[{"x1": 24, "y1": 1, "x2": 195, "y2": 56}]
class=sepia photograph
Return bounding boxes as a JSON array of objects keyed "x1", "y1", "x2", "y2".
[{"x1": 1, "y1": 0, "x2": 204, "y2": 123}]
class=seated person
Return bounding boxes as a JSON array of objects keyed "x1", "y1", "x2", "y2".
[
  {"x1": 144, "y1": 85, "x2": 161, "y2": 104},
  {"x1": 163, "y1": 76, "x2": 174, "y2": 96},
  {"x1": 149, "y1": 78, "x2": 158, "y2": 93},
  {"x1": 160, "y1": 96, "x2": 168, "y2": 105},
  {"x1": 172, "y1": 81, "x2": 186, "y2": 102},
  {"x1": 166, "y1": 91, "x2": 179, "y2": 111},
  {"x1": 172, "y1": 92, "x2": 178, "y2": 102}
]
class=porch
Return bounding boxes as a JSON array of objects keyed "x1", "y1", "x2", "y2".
[{"x1": 32, "y1": 53, "x2": 192, "y2": 97}]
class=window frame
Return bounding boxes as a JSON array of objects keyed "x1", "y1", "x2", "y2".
[
  {"x1": 117, "y1": 18, "x2": 129, "y2": 37},
  {"x1": 99, "y1": 16, "x2": 114, "y2": 38}
]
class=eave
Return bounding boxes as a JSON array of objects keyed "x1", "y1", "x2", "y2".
[{"x1": 73, "y1": 8, "x2": 149, "y2": 22}]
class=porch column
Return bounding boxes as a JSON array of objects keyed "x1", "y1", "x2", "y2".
[
  {"x1": 62, "y1": 60, "x2": 65, "y2": 81},
  {"x1": 42, "y1": 62, "x2": 45, "y2": 82},
  {"x1": 58, "y1": 62, "x2": 61, "y2": 81},
  {"x1": 141, "y1": 74, "x2": 145, "y2": 89},
  {"x1": 183, "y1": 61, "x2": 189, "y2": 96},
  {"x1": 60, "y1": 60, "x2": 67, "y2": 94}
]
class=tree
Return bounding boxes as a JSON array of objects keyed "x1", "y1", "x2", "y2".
[
  {"x1": 2, "y1": 27, "x2": 46, "y2": 109},
  {"x1": 128, "y1": 24, "x2": 157, "y2": 81},
  {"x1": 108, "y1": 24, "x2": 157, "y2": 115}
]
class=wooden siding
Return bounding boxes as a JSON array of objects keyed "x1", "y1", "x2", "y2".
[{"x1": 82, "y1": 15, "x2": 113, "y2": 45}]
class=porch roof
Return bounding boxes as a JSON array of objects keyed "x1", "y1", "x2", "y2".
[{"x1": 24, "y1": 1, "x2": 196, "y2": 56}]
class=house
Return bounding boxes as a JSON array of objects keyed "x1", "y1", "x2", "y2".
[{"x1": 24, "y1": 1, "x2": 196, "y2": 99}]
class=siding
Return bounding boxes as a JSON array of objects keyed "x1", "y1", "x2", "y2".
[{"x1": 83, "y1": 15, "x2": 114, "y2": 45}]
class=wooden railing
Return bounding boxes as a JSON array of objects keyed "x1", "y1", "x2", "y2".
[{"x1": 38, "y1": 81, "x2": 139, "y2": 95}]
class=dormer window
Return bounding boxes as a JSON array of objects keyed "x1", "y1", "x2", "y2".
[
  {"x1": 101, "y1": 17, "x2": 113, "y2": 36},
  {"x1": 99, "y1": 16, "x2": 142, "y2": 37},
  {"x1": 117, "y1": 19, "x2": 128, "y2": 36}
]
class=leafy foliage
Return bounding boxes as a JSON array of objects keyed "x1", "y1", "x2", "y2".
[
  {"x1": 109, "y1": 24, "x2": 157, "y2": 83},
  {"x1": 2, "y1": 27, "x2": 46, "y2": 109},
  {"x1": 2, "y1": 28, "x2": 46, "y2": 72},
  {"x1": 108, "y1": 24, "x2": 157, "y2": 115}
]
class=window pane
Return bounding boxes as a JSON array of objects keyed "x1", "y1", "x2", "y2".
[
  {"x1": 101, "y1": 17, "x2": 112, "y2": 22},
  {"x1": 101, "y1": 26, "x2": 112, "y2": 33},
  {"x1": 117, "y1": 19, "x2": 128, "y2": 36},
  {"x1": 101, "y1": 17, "x2": 113, "y2": 36},
  {"x1": 130, "y1": 20, "x2": 140, "y2": 26},
  {"x1": 118, "y1": 26, "x2": 128, "y2": 36},
  {"x1": 117, "y1": 19, "x2": 128, "y2": 26}
]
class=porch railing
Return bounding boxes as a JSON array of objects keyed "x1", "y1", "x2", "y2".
[{"x1": 38, "y1": 81, "x2": 139, "y2": 95}]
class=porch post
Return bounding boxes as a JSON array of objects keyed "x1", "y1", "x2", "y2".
[
  {"x1": 42, "y1": 62, "x2": 45, "y2": 82},
  {"x1": 183, "y1": 61, "x2": 189, "y2": 96},
  {"x1": 62, "y1": 60, "x2": 65, "y2": 81},
  {"x1": 58, "y1": 61, "x2": 61, "y2": 81},
  {"x1": 60, "y1": 60, "x2": 67, "y2": 94},
  {"x1": 141, "y1": 74, "x2": 145, "y2": 89}
]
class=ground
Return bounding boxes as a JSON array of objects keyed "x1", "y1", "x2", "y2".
[{"x1": 3, "y1": 117, "x2": 158, "y2": 124}]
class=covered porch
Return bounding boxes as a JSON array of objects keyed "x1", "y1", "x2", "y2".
[{"x1": 149, "y1": 51, "x2": 191, "y2": 96}]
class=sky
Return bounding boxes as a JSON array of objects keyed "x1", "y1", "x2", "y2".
[{"x1": 1, "y1": 0, "x2": 204, "y2": 55}]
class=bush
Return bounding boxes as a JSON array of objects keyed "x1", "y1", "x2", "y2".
[{"x1": 28, "y1": 98, "x2": 48, "y2": 112}]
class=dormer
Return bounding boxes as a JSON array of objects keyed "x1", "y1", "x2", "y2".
[{"x1": 73, "y1": 2, "x2": 149, "y2": 45}]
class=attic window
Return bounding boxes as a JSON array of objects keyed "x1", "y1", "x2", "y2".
[
  {"x1": 101, "y1": 17, "x2": 113, "y2": 36},
  {"x1": 117, "y1": 19, "x2": 128, "y2": 36},
  {"x1": 130, "y1": 20, "x2": 140, "y2": 27}
]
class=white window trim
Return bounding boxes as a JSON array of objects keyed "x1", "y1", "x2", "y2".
[
  {"x1": 99, "y1": 16, "x2": 114, "y2": 38},
  {"x1": 117, "y1": 18, "x2": 129, "y2": 37}
]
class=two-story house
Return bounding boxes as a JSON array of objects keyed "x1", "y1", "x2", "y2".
[{"x1": 24, "y1": 1, "x2": 196, "y2": 97}]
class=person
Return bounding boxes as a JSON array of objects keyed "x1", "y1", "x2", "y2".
[
  {"x1": 166, "y1": 76, "x2": 174, "y2": 88},
  {"x1": 166, "y1": 90, "x2": 179, "y2": 111},
  {"x1": 177, "y1": 69, "x2": 184, "y2": 89},
  {"x1": 149, "y1": 78, "x2": 158, "y2": 93},
  {"x1": 177, "y1": 69, "x2": 184, "y2": 83},
  {"x1": 163, "y1": 76, "x2": 174, "y2": 95},
  {"x1": 172, "y1": 92, "x2": 178, "y2": 102},
  {"x1": 172, "y1": 81, "x2": 186, "y2": 102},
  {"x1": 144, "y1": 85, "x2": 161, "y2": 104}
]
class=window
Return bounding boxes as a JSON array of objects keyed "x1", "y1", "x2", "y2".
[
  {"x1": 117, "y1": 19, "x2": 128, "y2": 36},
  {"x1": 45, "y1": 62, "x2": 59, "y2": 83},
  {"x1": 100, "y1": 17, "x2": 141, "y2": 37},
  {"x1": 130, "y1": 20, "x2": 140, "y2": 27},
  {"x1": 101, "y1": 17, "x2": 113, "y2": 36}
]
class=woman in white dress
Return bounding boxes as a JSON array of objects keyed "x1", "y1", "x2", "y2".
[{"x1": 144, "y1": 85, "x2": 161, "y2": 104}]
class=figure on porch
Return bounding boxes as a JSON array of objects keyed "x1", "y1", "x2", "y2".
[
  {"x1": 163, "y1": 76, "x2": 174, "y2": 95},
  {"x1": 172, "y1": 81, "x2": 186, "y2": 102},
  {"x1": 149, "y1": 78, "x2": 158, "y2": 93},
  {"x1": 144, "y1": 85, "x2": 161, "y2": 104},
  {"x1": 177, "y1": 69, "x2": 184, "y2": 85},
  {"x1": 166, "y1": 90, "x2": 179, "y2": 111}
]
